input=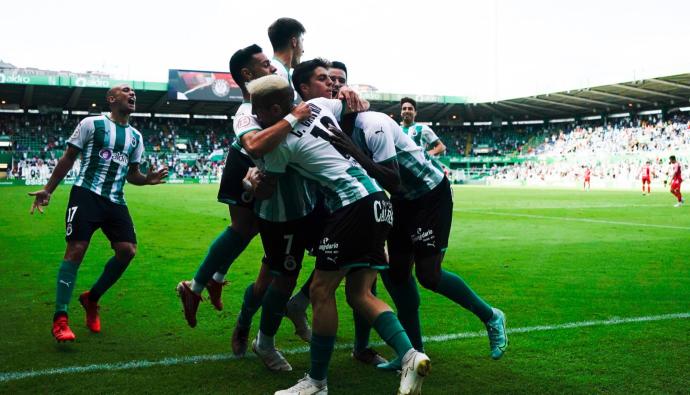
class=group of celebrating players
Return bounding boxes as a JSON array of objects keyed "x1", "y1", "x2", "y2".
[{"x1": 29, "y1": 15, "x2": 689, "y2": 392}]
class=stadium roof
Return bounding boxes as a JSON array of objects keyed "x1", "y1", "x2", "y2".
[{"x1": 1, "y1": 68, "x2": 689, "y2": 124}]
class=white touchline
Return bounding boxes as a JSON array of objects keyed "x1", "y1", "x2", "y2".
[
  {"x1": 455, "y1": 209, "x2": 690, "y2": 230},
  {"x1": 1, "y1": 312, "x2": 688, "y2": 383}
]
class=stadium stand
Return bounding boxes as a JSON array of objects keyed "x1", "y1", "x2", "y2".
[{"x1": 2, "y1": 64, "x2": 689, "y2": 187}]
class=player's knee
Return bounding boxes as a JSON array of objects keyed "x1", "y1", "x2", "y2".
[
  {"x1": 416, "y1": 266, "x2": 441, "y2": 290},
  {"x1": 309, "y1": 283, "x2": 333, "y2": 307},
  {"x1": 115, "y1": 243, "x2": 136, "y2": 263},
  {"x1": 64, "y1": 241, "x2": 89, "y2": 263},
  {"x1": 272, "y1": 275, "x2": 297, "y2": 294},
  {"x1": 344, "y1": 286, "x2": 363, "y2": 309}
]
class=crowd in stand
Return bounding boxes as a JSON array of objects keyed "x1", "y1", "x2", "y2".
[
  {"x1": 1, "y1": 113, "x2": 234, "y2": 181},
  {"x1": 486, "y1": 114, "x2": 690, "y2": 185},
  {"x1": 3, "y1": 112, "x2": 689, "y2": 186}
]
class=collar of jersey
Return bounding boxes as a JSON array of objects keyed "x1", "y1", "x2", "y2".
[{"x1": 105, "y1": 114, "x2": 130, "y2": 128}]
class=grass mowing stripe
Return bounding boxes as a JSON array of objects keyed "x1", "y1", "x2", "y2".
[
  {"x1": 2, "y1": 312, "x2": 687, "y2": 384},
  {"x1": 456, "y1": 209, "x2": 690, "y2": 230}
]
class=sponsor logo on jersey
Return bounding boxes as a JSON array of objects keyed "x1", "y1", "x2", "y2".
[
  {"x1": 112, "y1": 152, "x2": 129, "y2": 166},
  {"x1": 373, "y1": 199, "x2": 394, "y2": 225}
]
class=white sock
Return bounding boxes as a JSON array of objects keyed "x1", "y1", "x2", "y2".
[
  {"x1": 257, "y1": 330, "x2": 274, "y2": 350},
  {"x1": 189, "y1": 279, "x2": 204, "y2": 294},
  {"x1": 212, "y1": 272, "x2": 225, "y2": 283}
]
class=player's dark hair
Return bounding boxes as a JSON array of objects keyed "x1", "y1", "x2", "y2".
[
  {"x1": 268, "y1": 18, "x2": 306, "y2": 51},
  {"x1": 229, "y1": 44, "x2": 263, "y2": 94},
  {"x1": 330, "y1": 61, "x2": 347, "y2": 78},
  {"x1": 670, "y1": 155, "x2": 676, "y2": 161},
  {"x1": 401, "y1": 97, "x2": 417, "y2": 110},
  {"x1": 292, "y1": 58, "x2": 331, "y2": 100}
]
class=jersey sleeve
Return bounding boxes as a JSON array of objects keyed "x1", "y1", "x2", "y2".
[
  {"x1": 233, "y1": 114, "x2": 262, "y2": 142},
  {"x1": 130, "y1": 131, "x2": 145, "y2": 164},
  {"x1": 365, "y1": 124, "x2": 397, "y2": 163},
  {"x1": 421, "y1": 125, "x2": 440, "y2": 147},
  {"x1": 66, "y1": 118, "x2": 93, "y2": 150},
  {"x1": 309, "y1": 98, "x2": 345, "y2": 121},
  {"x1": 261, "y1": 142, "x2": 291, "y2": 175}
]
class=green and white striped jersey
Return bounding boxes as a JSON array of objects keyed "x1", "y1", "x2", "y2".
[
  {"x1": 233, "y1": 101, "x2": 318, "y2": 222},
  {"x1": 253, "y1": 167, "x2": 319, "y2": 222},
  {"x1": 231, "y1": 101, "x2": 260, "y2": 155},
  {"x1": 260, "y1": 99, "x2": 383, "y2": 213},
  {"x1": 402, "y1": 122, "x2": 440, "y2": 151},
  {"x1": 66, "y1": 115, "x2": 143, "y2": 205},
  {"x1": 354, "y1": 112, "x2": 444, "y2": 200}
]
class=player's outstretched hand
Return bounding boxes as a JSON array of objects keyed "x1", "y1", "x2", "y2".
[
  {"x1": 28, "y1": 189, "x2": 51, "y2": 215},
  {"x1": 291, "y1": 102, "x2": 312, "y2": 122},
  {"x1": 337, "y1": 86, "x2": 369, "y2": 112},
  {"x1": 146, "y1": 167, "x2": 169, "y2": 185}
]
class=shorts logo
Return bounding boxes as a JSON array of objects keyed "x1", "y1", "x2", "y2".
[
  {"x1": 373, "y1": 200, "x2": 394, "y2": 226},
  {"x1": 283, "y1": 255, "x2": 297, "y2": 271},
  {"x1": 411, "y1": 227, "x2": 435, "y2": 245},
  {"x1": 99, "y1": 148, "x2": 112, "y2": 160},
  {"x1": 318, "y1": 237, "x2": 339, "y2": 261}
]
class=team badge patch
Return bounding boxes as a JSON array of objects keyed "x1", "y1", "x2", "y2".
[{"x1": 237, "y1": 116, "x2": 251, "y2": 129}]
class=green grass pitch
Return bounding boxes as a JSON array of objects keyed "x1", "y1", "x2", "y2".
[{"x1": 1, "y1": 184, "x2": 688, "y2": 394}]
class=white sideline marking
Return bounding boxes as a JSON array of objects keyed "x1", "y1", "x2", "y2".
[
  {"x1": 1, "y1": 312, "x2": 688, "y2": 383},
  {"x1": 456, "y1": 209, "x2": 690, "y2": 230}
]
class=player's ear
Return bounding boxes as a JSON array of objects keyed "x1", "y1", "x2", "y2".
[
  {"x1": 290, "y1": 36, "x2": 297, "y2": 49},
  {"x1": 299, "y1": 83, "x2": 308, "y2": 98},
  {"x1": 241, "y1": 67, "x2": 252, "y2": 82}
]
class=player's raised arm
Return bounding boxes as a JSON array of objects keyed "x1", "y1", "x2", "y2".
[
  {"x1": 126, "y1": 163, "x2": 169, "y2": 186},
  {"x1": 28, "y1": 145, "x2": 80, "y2": 214},
  {"x1": 240, "y1": 101, "x2": 311, "y2": 158},
  {"x1": 337, "y1": 86, "x2": 369, "y2": 113}
]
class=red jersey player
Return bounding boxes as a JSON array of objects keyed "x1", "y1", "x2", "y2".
[
  {"x1": 640, "y1": 161, "x2": 652, "y2": 195},
  {"x1": 669, "y1": 155, "x2": 684, "y2": 207},
  {"x1": 583, "y1": 166, "x2": 591, "y2": 191}
]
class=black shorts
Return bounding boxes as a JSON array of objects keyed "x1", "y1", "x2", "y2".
[
  {"x1": 217, "y1": 148, "x2": 255, "y2": 208},
  {"x1": 65, "y1": 186, "x2": 137, "y2": 244},
  {"x1": 315, "y1": 192, "x2": 392, "y2": 271},
  {"x1": 388, "y1": 177, "x2": 452, "y2": 259},
  {"x1": 258, "y1": 211, "x2": 322, "y2": 276}
]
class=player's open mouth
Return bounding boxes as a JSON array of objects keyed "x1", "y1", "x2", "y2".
[{"x1": 128, "y1": 98, "x2": 136, "y2": 105}]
